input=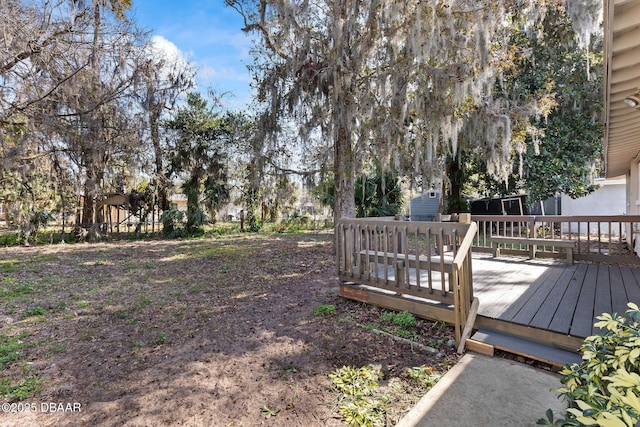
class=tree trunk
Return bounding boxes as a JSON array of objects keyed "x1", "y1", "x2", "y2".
[
  {"x1": 331, "y1": 2, "x2": 356, "y2": 224},
  {"x1": 150, "y1": 109, "x2": 170, "y2": 212},
  {"x1": 444, "y1": 155, "x2": 466, "y2": 214},
  {"x1": 333, "y1": 121, "x2": 355, "y2": 223}
]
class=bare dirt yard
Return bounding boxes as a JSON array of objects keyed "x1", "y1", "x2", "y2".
[{"x1": 0, "y1": 231, "x2": 460, "y2": 426}]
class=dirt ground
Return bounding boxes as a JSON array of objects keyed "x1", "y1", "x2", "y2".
[{"x1": 0, "y1": 231, "x2": 460, "y2": 426}]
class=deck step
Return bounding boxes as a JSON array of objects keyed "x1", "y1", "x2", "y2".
[{"x1": 469, "y1": 329, "x2": 582, "y2": 368}]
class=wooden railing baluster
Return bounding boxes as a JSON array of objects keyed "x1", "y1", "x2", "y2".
[{"x1": 469, "y1": 215, "x2": 640, "y2": 264}]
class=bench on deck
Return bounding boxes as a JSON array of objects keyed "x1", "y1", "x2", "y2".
[
  {"x1": 359, "y1": 249, "x2": 454, "y2": 287},
  {"x1": 491, "y1": 236, "x2": 576, "y2": 264}
]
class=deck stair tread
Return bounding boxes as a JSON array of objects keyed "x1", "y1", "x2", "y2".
[{"x1": 470, "y1": 329, "x2": 582, "y2": 367}]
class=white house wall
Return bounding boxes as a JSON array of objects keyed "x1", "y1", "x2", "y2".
[{"x1": 560, "y1": 177, "x2": 626, "y2": 235}]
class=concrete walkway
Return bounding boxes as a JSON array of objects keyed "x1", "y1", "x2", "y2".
[{"x1": 396, "y1": 353, "x2": 567, "y2": 427}]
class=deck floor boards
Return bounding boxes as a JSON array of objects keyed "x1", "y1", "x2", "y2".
[
  {"x1": 547, "y1": 263, "x2": 587, "y2": 335},
  {"x1": 529, "y1": 265, "x2": 576, "y2": 330},
  {"x1": 471, "y1": 255, "x2": 640, "y2": 339},
  {"x1": 610, "y1": 267, "x2": 628, "y2": 315},
  {"x1": 510, "y1": 263, "x2": 567, "y2": 326},
  {"x1": 594, "y1": 265, "x2": 612, "y2": 333}
]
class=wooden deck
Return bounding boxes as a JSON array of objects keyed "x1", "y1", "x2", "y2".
[
  {"x1": 346, "y1": 252, "x2": 640, "y2": 355},
  {"x1": 337, "y1": 216, "x2": 640, "y2": 363},
  {"x1": 471, "y1": 254, "x2": 640, "y2": 345}
]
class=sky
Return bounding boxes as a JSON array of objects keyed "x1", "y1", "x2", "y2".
[{"x1": 129, "y1": 0, "x2": 255, "y2": 110}]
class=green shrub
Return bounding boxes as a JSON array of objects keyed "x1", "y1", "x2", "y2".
[
  {"x1": 160, "y1": 207, "x2": 185, "y2": 238},
  {"x1": 247, "y1": 214, "x2": 262, "y2": 232},
  {"x1": 538, "y1": 302, "x2": 640, "y2": 426}
]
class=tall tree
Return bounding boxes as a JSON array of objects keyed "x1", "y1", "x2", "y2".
[
  {"x1": 80, "y1": 0, "x2": 133, "y2": 231},
  {"x1": 227, "y1": 0, "x2": 555, "y2": 224},
  {"x1": 0, "y1": 0, "x2": 107, "y2": 237},
  {"x1": 135, "y1": 39, "x2": 196, "y2": 212},
  {"x1": 466, "y1": 2, "x2": 604, "y2": 203},
  {"x1": 165, "y1": 92, "x2": 232, "y2": 234}
]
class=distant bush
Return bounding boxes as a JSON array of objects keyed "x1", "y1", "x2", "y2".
[
  {"x1": 247, "y1": 214, "x2": 262, "y2": 232},
  {"x1": 160, "y1": 208, "x2": 185, "y2": 238}
]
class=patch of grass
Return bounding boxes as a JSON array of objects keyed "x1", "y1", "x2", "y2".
[
  {"x1": 1, "y1": 262, "x2": 20, "y2": 273},
  {"x1": 51, "y1": 301, "x2": 67, "y2": 312},
  {"x1": 330, "y1": 364, "x2": 444, "y2": 427},
  {"x1": 76, "y1": 300, "x2": 91, "y2": 309},
  {"x1": 395, "y1": 329, "x2": 418, "y2": 339},
  {"x1": 0, "y1": 375, "x2": 43, "y2": 401},
  {"x1": 313, "y1": 304, "x2": 336, "y2": 317},
  {"x1": 137, "y1": 296, "x2": 152, "y2": 308},
  {"x1": 188, "y1": 283, "x2": 202, "y2": 293},
  {"x1": 0, "y1": 332, "x2": 29, "y2": 369},
  {"x1": 380, "y1": 310, "x2": 416, "y2": 328},
  {"x1": 199, "y1": 243, "x2": 249, "y2": 260},
  {"x1": 48, "y1": 344, "x2": 67, "y2": 355},
  {"x1": 0, "y1": 333, "x2": 42, "y2": 401},
  {"x1": 0, "y1": 278, "x2": 36, "y2": 300},
  {"x1": 114, "y1": 310, "x2": 128, "y2": 319},
  {"x1": 154, "y1": 332, "x2": 168, "y2": 345},
  {"x1": 31, "y1": 254, "x2": 59, "y2": 263},
  {"x1": 143, "y1": 262, "x2": 155, "y2": 269},
  {"x1": 24, "y1": 306, "x2": 45, "y2": 318}
]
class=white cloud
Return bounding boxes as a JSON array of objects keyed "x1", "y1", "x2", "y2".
[{"x1": 148, "y1": 35, "x2": 190, "y2": 64}]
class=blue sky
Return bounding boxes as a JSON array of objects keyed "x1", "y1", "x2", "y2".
[{"x1": 129, "y1": 0, "x2": 254, "y2": 109}]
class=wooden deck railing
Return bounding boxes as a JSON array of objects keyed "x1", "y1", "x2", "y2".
[
  {"x1": 337, "y1": 218, "x2": 478, "y2": 349},
  {"x1": 472, "y1": 215, "x2": 640, "y2": 265}
]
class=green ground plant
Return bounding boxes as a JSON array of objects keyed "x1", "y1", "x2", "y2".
[
  {"x1": 330, "y1": 363, "x2": 443, "y2": 426},
  {"x1": 1, "y1": 262, "x2": 19, "y2": 273},
  {"x1": 538, "y1": 302, "x2": 640, "y2": 426},
  {"x1": 380, "y1": 310, "x2": 417, "y2": 328},
  {"x1": 330, "y1": 365, "x2": 385, "y2": 427},
  {"x1": 154, "y1": 332, "x2": 168, "y2": 345},
  {"x1": 0, "y1": 278, "x2": 35, "y2": 301},
  {"x1": 0, "y1": 332, "x2": 28, "y2": 369},
  {"x1": 313, "y1": 304, "x2": 336, "y2": 317},
  {"x1": 373, "y1": 310, "x2": 418, "y2": 340},
  {"x1": 0, "y1": 331, "x2": 42, "y2": 400},
  {"x1": 23, "y1": 306, "x2": 45, "y2": 318},
  {"x1": 406, "y1": 365, "x2": 441, "y2": 388},
  {"x1": 0, "y1": 374, "x2": 43, "y2": 400}
]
